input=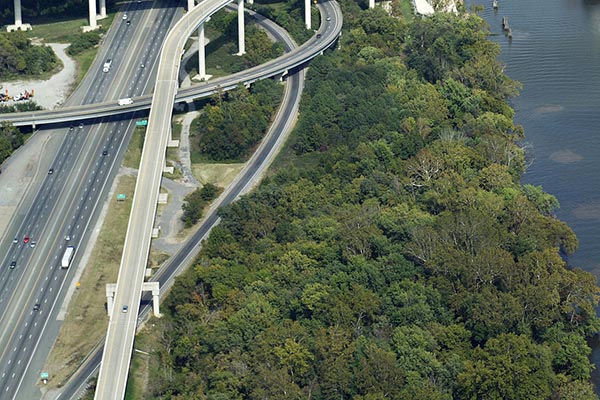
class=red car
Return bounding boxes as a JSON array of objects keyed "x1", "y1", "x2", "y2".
[{"x1": 23, "y1": 235, "x2": 30, "y2": 243}]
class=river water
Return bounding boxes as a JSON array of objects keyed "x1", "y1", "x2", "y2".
[{"x1": 468, "y1": 0, "x2": 600, "y2": 388}]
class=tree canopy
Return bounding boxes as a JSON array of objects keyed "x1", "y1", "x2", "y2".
[{"x1": 143, "y1": 2, "x2": 600, "y2": 399}]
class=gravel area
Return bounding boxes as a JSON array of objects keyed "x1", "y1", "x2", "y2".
[{"x1": 1, "y1": 43, "x2": 76, "y2": 110}]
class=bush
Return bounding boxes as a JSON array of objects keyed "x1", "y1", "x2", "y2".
[
  {"x1": 67, "y1": 31, "x2": 101, "y2": 56},
  {"x1": 181, "y1": 183, "x2": 223, "y2": 228}
]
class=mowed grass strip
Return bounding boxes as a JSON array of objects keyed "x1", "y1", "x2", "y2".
[{"x1": 43, "y1": 174, "x2": 136, "y2": 387}]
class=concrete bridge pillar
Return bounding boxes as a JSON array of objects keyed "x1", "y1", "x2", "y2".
[
  {"x1": 142, "y1": 282, "x2": 161, "y2": 317},
  {"x1": 83, "y1": 0, "x2": 99, "y2": 31},
  {"x1": 197, "y1": 23, "x2": 212, "y2": 80},
  {"x1": 105, "y1": 283, "x2": 117, "y2": 319},
  {"x1": 237, "y1": 0, "x2": 245, "y2": 55},
  {"x1": 305, "y1": 0, "x2": 311, "y2": 30},
  {"x1": 99, "y1": 0, "x2": 107, "y2": 19},
  {"x1": 369, "y1": 0, "x2": 375, "y2": 8},
  {"x1": 7, "y1": 0, "x2": 31, "y2": 31}
]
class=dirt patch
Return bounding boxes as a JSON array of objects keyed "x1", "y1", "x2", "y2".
[{"x1": 192, "y1": 162, "x2": 245, "y2": 187}]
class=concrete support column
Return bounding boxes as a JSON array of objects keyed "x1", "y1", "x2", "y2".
[
  {"x1": 237, "y1": 0, "x2": 245, "y2": 55},
  {"x1": 7, "y1": 0, "x2": 31, "y2": 31},
  {"x1": 197, "y1": 23, "x2": 212, "y2": 80},
  {"x1": 142, "y1": 282, "x2": 161, "y2": 317},
  {"x1": 305, "y1": 0, "x2": 311, "y2": 30},
  {"x1": 369, "y1": 0, "x2": 375, "y2": 8},
  {"x1": 84, "y1": 0, "x2": 99, "y2": 31},
  {"x1": 99, "y1": 0, "x2": 107, "y2": 18},
  {"x1": 105, "y1": 283, "x2": 117, "y2": 319},
  {"x1": 14, "y1": 0, "x2": 22, "y2": 26},
  {"x1": 187, "y1": 0, "x2": 194, "y2": 11}
]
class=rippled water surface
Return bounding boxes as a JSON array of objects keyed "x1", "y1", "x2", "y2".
[
  {"x1": 468, "y1": 0, "x2": 600, "y2": 273},
  {"x1": 467, "y1": 0, "x2": 600, "y2": 387}
]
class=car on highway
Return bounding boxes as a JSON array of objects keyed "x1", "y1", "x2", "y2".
[
  {"x1": 79, "y1": 122, "x2": 84, "y2": 129},
  {"x1": 126, "y1": 20, "x2": 131, "y2": 25},
  {"x1": 23, "y1": 235, "x2": 29, "y2": 243},
  {"x1": 316, "y1": 33, "x2": 322, "y2": 39},
  {"x1": 65, "y1": 235, "x2": 71, "y2": 241},
  {"x1": 122, "y1": 305, "x2": 128, "y2": 313},
  {"x1": 326, "y1": 16, "x2": 331, "y2": 21},
  {"x1": 33, "y1": 303, "x2": 40, "y2": 312},
  {"x1": 30, "y1": 241, "x2": 36, "y2": 248},
  {"x1": 123, "y1": 13, "x2": 128, "y2": 20},
  {"x1": 69, "y1": 125, "x2": 74, "y2": 131},
  {"x1": 102, "y1": 149, "x2": 108, "y2": 156},
  {"x1": 9, "y1": 261, "x2": 16, "y2": 269},
  {"x1": 48, "y1": 168, "x2": 54, "y2": 174},
  {"x1": 12, "y1": 237, "x2": 17, "y2": 244}
]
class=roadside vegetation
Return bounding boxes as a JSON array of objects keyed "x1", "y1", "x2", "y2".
[
  {"x1": 0, "y1": 30, "x2": 58, "y2": 79},
  {"x1": 140, "y1": 1, "x2": 600, "y2": 399},
  {"x1": 181, "y1": 183, "x2": 223, "y2": 227},
  {"x1": 190, "y1": 79, "x2": 284, "y2": 162},
  {"x1": 0, "y1": 100, "x2": 42, "y2": 114},
  {"x1": 0, "y1": 121, "x2": 24, "y2": 164}
]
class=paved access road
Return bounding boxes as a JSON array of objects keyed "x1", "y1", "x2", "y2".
[{"x1": 0, "y1": 2, "x2": 182, "y2": 398}]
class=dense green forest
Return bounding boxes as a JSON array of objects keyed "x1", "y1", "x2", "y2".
[
  {"x1": 0, "y1": 30, "x2": 57, "y2": 79},
  {"x1": 191, "y1": 80, "x2": 284, "y2": 162},
  {"x1": 0, "y1": 121, "x2": 24, "y2": 164},
  {"x1": 143, "y1": 2, "x2": 600, "y2": 399}
]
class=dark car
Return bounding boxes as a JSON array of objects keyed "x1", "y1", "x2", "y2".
[
  {"x1": 48, "y1": 168, "x2": 54, "y2": 174},
  {"x1": 33, "y1": 303, "x2": 40, "y2": 311},
  {"x1": 9, "y1": 261, "x2": 16, "y2": 269},
  {"x1": 316, "y1": 33, "x2": 322, "y2": 39},
  {"x1": 102, "y1": 149, "x2": 108, "y2": 156},
  {"x1": 122, "y1": 305, "x2": 129, "y2": 313}
]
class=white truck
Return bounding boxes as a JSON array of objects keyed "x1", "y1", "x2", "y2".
[
  {"x1": 118, "y1": 98, "x2": 133, "y2": 106},
  {"x1": 103, "y1": 59, "x2": 112, "y2": 73},
  {"x1": 61, "y1": 246, "x2": 75, "y2": 268}
]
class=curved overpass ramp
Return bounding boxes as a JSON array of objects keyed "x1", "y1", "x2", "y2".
[
  {"x1": 94, "y1": 1, "x2": 341, "y2": 399},
  {"x1": 0, "y1": 1, "x2": 341, "y2": 128}
]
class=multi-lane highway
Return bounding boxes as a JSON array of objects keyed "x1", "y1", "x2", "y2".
[
  {"x1": 0, "y1": 1, "x2": 183, "y2": 398},
  {"x1": 93, "y1": 1, "x2": 341, "y2": 398}
]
